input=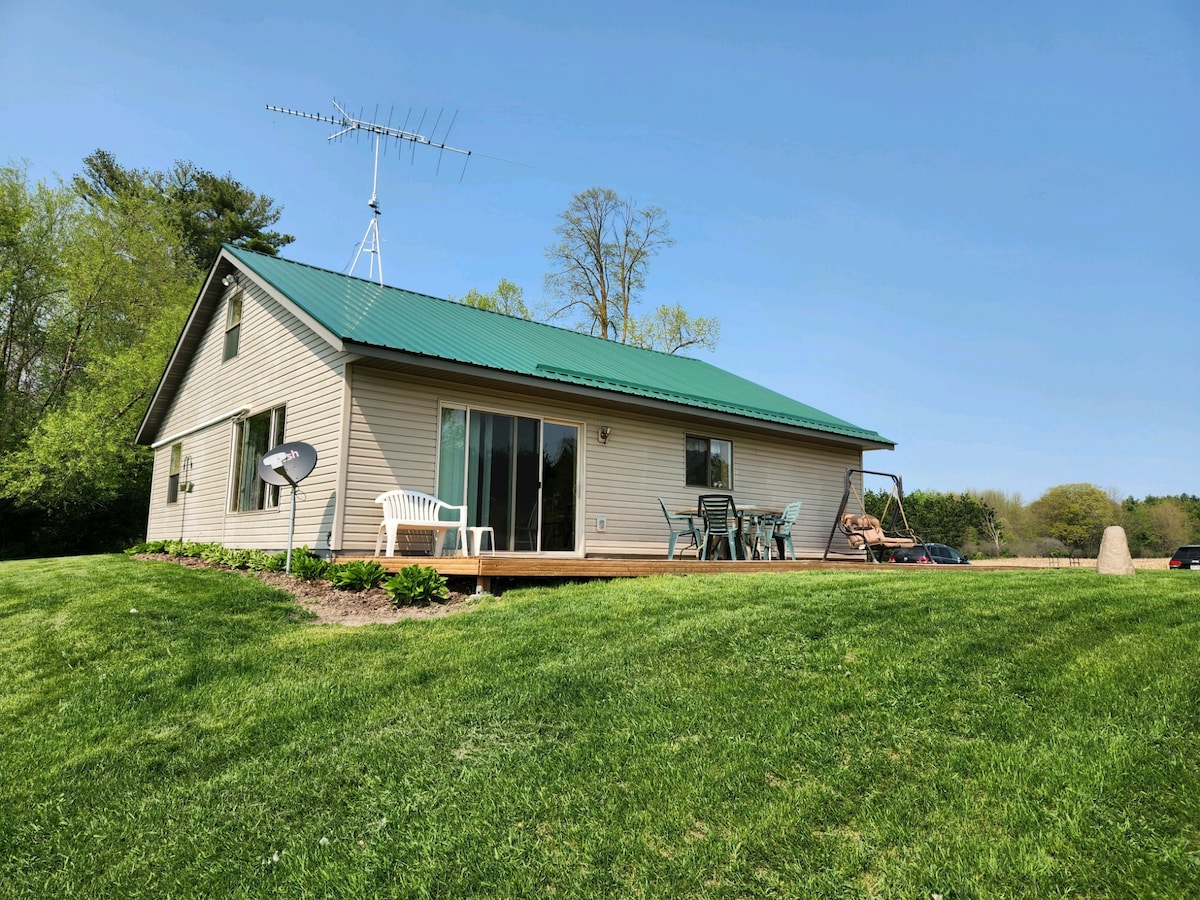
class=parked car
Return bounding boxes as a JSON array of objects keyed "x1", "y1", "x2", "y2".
[
  {"x1": 888, "y1": 543, "x2": 970, "y2": 565},
  {"x1": 1169, "y1": 545, "x2": 1200, "y2": 570}
]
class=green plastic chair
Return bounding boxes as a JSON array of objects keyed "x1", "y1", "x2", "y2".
[
  {"x1": 762, "y1": 501, "x2": 803, "y2": 560},
  {"x1": 659, "y1": 498, "x2": 702, "y2": 559},
  {"x1": 698, "y1": 494, "x2": 741, "y2": 560}
]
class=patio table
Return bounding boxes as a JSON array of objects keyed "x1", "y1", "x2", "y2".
[{"x1": 678, "y1": 505, "x2": 782, "y2": 560}]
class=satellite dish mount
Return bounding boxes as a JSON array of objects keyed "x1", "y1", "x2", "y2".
[{"x1": 258, "y1": 441, "x2": 319, "y2": 573}]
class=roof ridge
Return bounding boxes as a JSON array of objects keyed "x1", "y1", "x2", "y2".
[{"x1": 222, "y1": 243, "x2": 713, "y2": 362}]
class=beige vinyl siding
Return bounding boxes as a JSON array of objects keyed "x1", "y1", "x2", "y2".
[
  {"x1": 577, "y1": 407, "x2": 863, "y2": 558},
  {"x1": 343, "y1": 368, "x2": 595, "y2": 552},
  {"x1": 145, "y1": 279, "x2": 349, "y2": 551},
  {"x1": 343, "y1": 364, "x2": 868, "y2": 558},
  {"x1": 341, "y1": 366, "x2": 443, "y2": 553}
]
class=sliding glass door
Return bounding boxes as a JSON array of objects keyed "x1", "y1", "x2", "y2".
[
  {"x1": 540, "y1": 422, "x2": 577, "y2": 552},
  {"x1": 439, "y1": 407, "x2": 577, "y2": 553}
]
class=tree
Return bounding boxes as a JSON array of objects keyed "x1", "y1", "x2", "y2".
[
  {"x1": 1122, "y1": 495, "x2": 1198, "y2": 556},
  {"x1": 452, "y1": 278, "x2": 532, "y2": 319},
  {"x1": 161, "y1": 160, "x2": 294, "y2": 265},
  {"x1": 1144, "y1": 499, "x2": 1192, "y2": 553},
  {"x1": 976, "y1": 504, "x2": 1004, "y2": 556},
  {"x1": 968, "y1": 489, "x2": 1030, "y2": 556},
  {"x1": 76, "y1": 150, "x2": 293, "y2": 268},
  {"x1": 544, "y1": 187, "x2": 718, "y2": 353},
  {"x1": 628, "y1": 302, "x2": 720, "y2": 354},
  {"x1": 0, "y1": 152, "x2": 292, "y2": 555},
  {"x1": 0, "y1": 165, "x2": 197, "y2": 550},
  {"x1": 0, "y1": 164, "x2": 77, "y2": 454},
  {"x1": 1028, "y1": 483, "x2": 1118, "y2": 555}
]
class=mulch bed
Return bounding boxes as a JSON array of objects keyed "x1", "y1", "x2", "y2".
[{"x1": 134, "y1": 554, "x2": 479, "y2": 625}]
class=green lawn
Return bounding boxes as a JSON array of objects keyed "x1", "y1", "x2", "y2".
[{"x1": 1, "y1": 556, "x2": 1198, "y2": 898}]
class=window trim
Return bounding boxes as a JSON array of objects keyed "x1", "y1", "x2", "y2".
[
  {"x1": 167, "y1": 443, "x2": 182, "y2": 504},
  {"x1": 223, "y1": 291, "x2": 243, "y2": 361},
  {"x1": 685, "y1": 434, "x2": 733, "y2": 490},
  {"x1": 230, "y1": 405, "x2": 286, "y2": 513}
]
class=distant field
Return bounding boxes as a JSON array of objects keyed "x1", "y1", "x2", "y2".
[
  {"x1": 971, "y1": 556, "x2": 1171, "y2": 570},
  {"x1": 2, "y1": 555, "x2": 1197, "y2": 898}
]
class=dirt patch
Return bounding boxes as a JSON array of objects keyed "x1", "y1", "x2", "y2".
[{"x1": 135, "y1": 554, "x2": 480, "y2": 625}]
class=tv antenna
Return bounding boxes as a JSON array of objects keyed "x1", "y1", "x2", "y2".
[{"x1": 266, "y1": 99, "x2": 472, "y2": 285}]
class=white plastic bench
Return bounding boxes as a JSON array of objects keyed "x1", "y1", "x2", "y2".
[{"x1": 374, "y1": 490, "x2": 468, "y2": 557}]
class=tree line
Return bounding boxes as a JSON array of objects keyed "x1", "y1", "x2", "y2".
[
  {"x1": 863, "y1": 484, "x2": 1200, "y2": 559},
  {"x1": 2, "y1": 152, "x2": 1192, "y2": 559}
]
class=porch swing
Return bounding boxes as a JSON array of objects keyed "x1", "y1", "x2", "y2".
[{"x1": 823, "y1": 469, "x2": 921, "y2": 562}]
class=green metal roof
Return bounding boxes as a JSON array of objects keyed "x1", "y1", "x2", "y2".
[{"x1": 225, "y1": 245, "x2": 892, "y2": 447}]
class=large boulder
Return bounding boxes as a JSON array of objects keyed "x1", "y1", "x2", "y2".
[{"x1": 1097, "y1": 525, "x2": 1135, "y2": 576}]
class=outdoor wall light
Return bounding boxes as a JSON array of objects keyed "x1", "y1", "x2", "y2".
[
  {"x1": 221, "y1": 273, "x2": 239, "y2": 287},
  {"x1": 598, "y1": 425, "x2": 611, "y2": 445}
]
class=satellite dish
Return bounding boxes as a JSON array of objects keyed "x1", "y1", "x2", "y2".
[
  {"x1": 258, "y1": 441, "x2": 318, "y2": 488},
  {"x1": 257, "y1": 441, "x2": 318, "y2": 576}
]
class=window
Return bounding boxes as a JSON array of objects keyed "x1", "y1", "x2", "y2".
[
  {"x1": 223, "y1": 292, "x2": 243, "y2": 361},
  {"x1": 167, "y1": 444, "x2": 182, "y2": 504},
  {"x1": 231, "y1": 405, "x2": 285, "y2": 511},
  {"x1": 685, "y1": 435, "x2": 732, "y2": 489}
]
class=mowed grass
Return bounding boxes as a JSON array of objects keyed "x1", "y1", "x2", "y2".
[{"x1": 1, "y1": 557, "x2": 1198, "y2": 898}]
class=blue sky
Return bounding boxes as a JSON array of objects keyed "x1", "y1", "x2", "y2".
[{"x1": 3, "y1": 0, "x2": 1196, "y2": 501}]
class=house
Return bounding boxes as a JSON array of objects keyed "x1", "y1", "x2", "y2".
[{"x1": 135, "y1": 246, "x2": 895, "y2": 559}]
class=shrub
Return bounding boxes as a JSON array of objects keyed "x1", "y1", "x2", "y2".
[
  {"x1": 199, "y1": 543, "x2": 228, "y2": 565},
  {"x1": 328, "y1": 560, "x2": 388, "y2": 592},
  {"x1": 126, "y1": 540, "x2": 167, "y2": 555},
  {"x1": 246, "y1": 549, "x2": 287, "y2": 572},
  {"x1": 385, "y1": 564, "x2": 448, "y2": 606},
  {"x1": 129, "y1": 540, "x2": 286, "y2": 573},
  {"x1": 288, "y1": 547, "x2": 328, "y2": 582},
  {"x1": 220, "y1": 547, "x2": 254, "y2": 569},
  {"x1": 159, "y1": 540, "x2": 213, "y2": 559}
]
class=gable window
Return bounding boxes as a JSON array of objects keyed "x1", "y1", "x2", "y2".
[
  {"x1": 685, "y1": 435, "x2": 732, "y2": 489},
  {"x1": 223, "y1": 292, "x2": 243, "y2": 361},
  {"x1": 231, "y1": 405, "x2": 285, "y2": 512},
  {"x1": 167, "y1": 443, "x2": 183, "y2": 504}
]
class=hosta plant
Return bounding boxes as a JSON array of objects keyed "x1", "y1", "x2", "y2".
[
  {"x1": 288, "y1": 547, "x2": 329, "y2": 582},
  {"x1": 385, "y1": 565, "x2": 448, "y2": 606},
  {"x1": 329, "y1": 560, "x2": 388, "y2": 592},
  {"x1": 246, "y1": 549, "x2": 287, "y2": 572}
]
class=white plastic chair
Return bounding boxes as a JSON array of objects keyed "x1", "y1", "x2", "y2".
[{"x1": 374, "y1": 490, "x2": 467, "y2": 557}]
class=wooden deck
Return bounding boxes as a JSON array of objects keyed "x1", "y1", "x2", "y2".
[{"x1": 336, "y1": 552, "x2": 918, "y2": 592}]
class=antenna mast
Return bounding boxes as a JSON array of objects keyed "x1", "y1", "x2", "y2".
[{"x1": 266, "y1": 99, "x2": 472, "y2": 285}]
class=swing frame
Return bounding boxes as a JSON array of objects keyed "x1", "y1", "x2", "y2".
[{"x1": 823, "y1": 468, "x2": 921, "y2": 562}]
